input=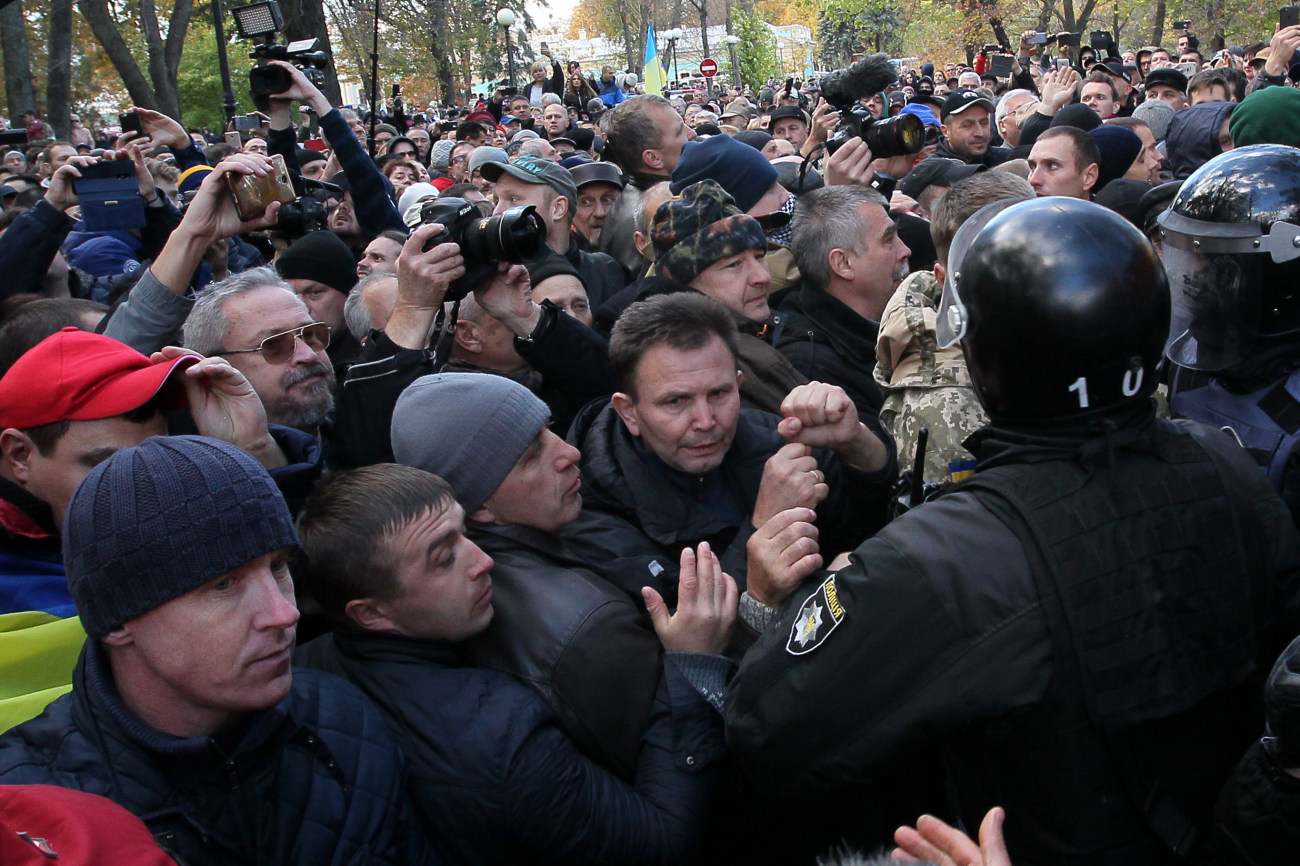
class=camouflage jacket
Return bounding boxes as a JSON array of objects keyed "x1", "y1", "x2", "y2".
[{"x1": 874, "y1": 270, "x2": 988, "y2": 484}]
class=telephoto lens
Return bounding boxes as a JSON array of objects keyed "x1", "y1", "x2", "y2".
[{"x1": 862, "y1": 113, "x2": 925, "y2": 159}]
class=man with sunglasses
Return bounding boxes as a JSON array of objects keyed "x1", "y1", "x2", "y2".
[{"x1": 183, "y1": 268, "x2": 337, "y2": 440}]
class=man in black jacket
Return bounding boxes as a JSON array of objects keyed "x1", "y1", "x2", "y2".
[
  {"x1": 774, "y1": 185, "x2": 912, "y2": 423},
  {"x1": 294, "y1": 462, "x2": 734, "y2": 866},
  {"x1": 935, "y1": 90, "x2": 1014, "y2": 166},
  {"x1": 0, "y1": 436, "x2": 433, "y2": 866},
  {"x1": 388, "y1": 371, "x2": 664, "y2": 779},
  {"x1": 564, "y1": 291, "x2": 894, "y2": 606}
]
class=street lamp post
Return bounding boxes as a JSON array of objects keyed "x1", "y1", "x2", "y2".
[
  {"x1": 664, "y1": 28, "x2": 683, "y2": 85},
  {"x1": 497, "y1": 8, "x2": 518, "y2": 93},
  {"x1": 725, "y1": 34, "x2": 741, "y2": 90}
]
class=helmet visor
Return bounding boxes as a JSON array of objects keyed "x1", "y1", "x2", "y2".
[
  {"x1": 1163, "y1": 244, "x2": 1261, "y2": 372},
  {"x1": 936, "y1": 198, "x2": 1024, "y2": 349}
]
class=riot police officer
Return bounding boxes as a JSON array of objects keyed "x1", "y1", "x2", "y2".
[
  {"x1": 726, "y1": 197, "x2": 1300, "y2": 866},
  {"x1": 1162, "y1": 145, "x2": 1300, "y2": 520}
]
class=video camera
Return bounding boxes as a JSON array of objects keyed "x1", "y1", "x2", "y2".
[
  {"x1": 231, "y1": 2, "x2": 331, "y2": 106},
  {"x1": 820, "y1": 53, "x2": 924, "y2": 159}
]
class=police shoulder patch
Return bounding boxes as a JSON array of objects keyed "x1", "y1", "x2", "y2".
[{"x1": 786, "y1": 574, "x2": 845, "y2": 656}]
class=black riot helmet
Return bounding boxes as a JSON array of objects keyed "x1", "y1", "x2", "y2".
[
  {"x1": 936, "y1": 197, "x2": 1169, "y2": 425},
  {"x1": 1158, "y1": 144, "x2": 1300, "y2": 374}
]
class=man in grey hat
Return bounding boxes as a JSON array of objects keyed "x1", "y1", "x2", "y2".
[
  {"x1": 479, "y1": 154, "x2": 627, "y2": 307},
  {"x1": 385, "y1": 372, "x2": 664, "y2": 778},
  {"x1": 0, "y1": 436, "x2": 434, "y2": 866}
]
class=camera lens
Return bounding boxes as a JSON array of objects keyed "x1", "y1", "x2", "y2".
[
  {"x1": 460, "y1": 205, "x2": 546, "y2": 263},
  {"x1": 862, "y1": 113, "x2": 925, "y2": 159}
]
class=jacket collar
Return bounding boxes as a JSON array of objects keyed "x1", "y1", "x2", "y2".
[
  {"x1": 333, "y1": 627, "x2": 468, "y2": 669},
  {"x1": 0, "y1": 475, "x2": 58, "y2": 542},
  {"x1": 787, "y1": 281, "x2": 881, "y2": 362}
]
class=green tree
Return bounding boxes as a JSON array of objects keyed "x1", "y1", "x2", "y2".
[
  {"x1": 175, "y1": 16, "x2": 251, "y2": 130},
  {"x1": 734, "y1": 6, "x2": 778, "y2": 89}
]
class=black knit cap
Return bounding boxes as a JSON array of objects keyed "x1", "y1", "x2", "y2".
[
  {"x1": 63, "y1": 436, "x2": 299, "y2": 637},
  {"x1": 275, "y1": 230, "x2": 359, "y2": 295}
]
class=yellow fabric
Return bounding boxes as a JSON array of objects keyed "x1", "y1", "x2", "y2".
[{"x1": 0, "y1": 611, "x2": 85, "y2": 733}]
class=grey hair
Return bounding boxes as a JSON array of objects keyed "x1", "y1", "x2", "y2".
[
  {"x1": 182, "y1": 266, "x2": 295, "y2": 356},
  {"x1": 791, "y1": 185, "x2": 888, "y2": 287},
  {"x1": 344, "y1": 279, "x2": 374, "y2": 343},
  {"x1": 542, "y1": 92, "x2": 563, "y2": 107},
  {"x1": 995, "y1": 88, "x2": 1034, "y2": 124}
]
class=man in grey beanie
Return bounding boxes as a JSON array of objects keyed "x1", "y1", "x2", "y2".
[
  {"x1": 0, "y1": 435, "x2": 435, "y2": 866},
  {"x1": 387, "y1": 372, "x2": 662, "y2": 777}
]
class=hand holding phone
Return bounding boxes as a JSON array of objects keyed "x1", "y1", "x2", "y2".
[{"x1": 1281, "y1": 6, "x2": 1300, "y2": 31}]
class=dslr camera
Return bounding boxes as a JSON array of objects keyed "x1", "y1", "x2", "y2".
[
  {"x1": 820, "y1": 53, "x2": 924, "y2": 159},
  {"x1": 418, "y1": 198, "x2": 546, "y2": 301}
]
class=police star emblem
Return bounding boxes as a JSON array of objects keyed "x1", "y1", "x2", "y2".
[{"x1": 786, "y1": 575, "x2": 845, "y2": 656}]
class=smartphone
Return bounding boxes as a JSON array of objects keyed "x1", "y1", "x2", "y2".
[
  {"x1": 1058, "y1": 32, "x2": 1081, "y2": 47},
  {"x1": 1281, "y1": 6, "x2": 1300, "y2": 29},
  {"x1": 73, "y1": 159, "x2": 145, "y2": 232},
  {"x1": 989, "y1": 54, "x2": 1014, "y2": 78},
  {"x1": 1055, "y1": 57, "x2": 1071, "y2": 70},
  {"x1": 234, "y1": 116, "x2": 262, "y2": 132},
  {"x1": 227, "y1": 153, "x2": 295, "y2": 221},
  {"x1": 0, "y1": 129, "x2": 27, "y2": 148},
  {"x1": 119, "y1": 112, "x2": 142, "y2": 134},
  {"x1": 223, "y1": 131, "x2": 243, "y2": 147},
  {"x1": 1090, "y1": 30, "x2": 1111, "y2": 50},
  {"x1": 1178, "y1": 61, "x2": 1201, "y2": 75},
  {"x1": 541, "y1": 41, "x2": 549, "y2": 52},
  {"x1": 1172, "y1": 19, "x2": 1189, "y2": 30},
  {"x1": 391, "y1": 83, "x2": 401, "y2": 99},
  {"x1": 1029, "y1": 32, "x2": 1048, "y2": 44}
]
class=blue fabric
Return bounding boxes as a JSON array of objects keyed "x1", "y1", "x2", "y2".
[
  {"x1": 0, "y1": 551, "x2": 72, "y2": 618},
  {"x1": 0, "y1": 641, "x2": 436, "y2": 866},
  {"x1": 598, "y1": 78, "x2": 626, "y2": 108}
]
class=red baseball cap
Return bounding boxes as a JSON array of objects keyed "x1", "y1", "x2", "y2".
[{"x1": 0, "y1": 328, "x2": 198, "y2": 429}]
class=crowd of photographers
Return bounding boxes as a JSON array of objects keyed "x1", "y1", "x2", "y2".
[{"x1": 4, "y1": 13, "x2": 1300, "y2": 865}]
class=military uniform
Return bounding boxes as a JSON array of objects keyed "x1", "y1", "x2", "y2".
[{"x1": 874, "y1": 270, "x2": 987, "y2": 483}]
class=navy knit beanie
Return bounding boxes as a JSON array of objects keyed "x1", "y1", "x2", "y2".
[
  {"x1": 63, "y1": 436, "x2": 298, "y2": 637},
  {"x1": 1088, "y1": 126, "x2": 1143, "y2": 192},
  {"x1": 391, "y1": 373, "x2": 550, "y2": 513},
  {"x1": 670, "y1": 135, "x2": 779, "y2": 213}
]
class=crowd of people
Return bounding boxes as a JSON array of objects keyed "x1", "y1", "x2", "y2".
[{"x1": 3, "y1": 16, "x2": 1300, "y2": 866}]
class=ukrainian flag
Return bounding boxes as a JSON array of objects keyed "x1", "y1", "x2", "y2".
[{"x1": 644, "y1": 25, "x2": 668, "y2": 95}]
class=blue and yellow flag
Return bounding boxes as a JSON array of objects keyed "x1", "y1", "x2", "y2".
[{"x1": 644, "y1": 25, "x2": 668, "y2": 94}]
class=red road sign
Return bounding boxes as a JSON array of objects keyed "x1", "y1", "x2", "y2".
[{"x1": 700, "y1": 58, "x2": 718, "y2": 77}]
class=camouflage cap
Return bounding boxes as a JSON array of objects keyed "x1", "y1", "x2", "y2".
[{"x1": 651, "y1": 180, "x2": 768, "y2": 286}]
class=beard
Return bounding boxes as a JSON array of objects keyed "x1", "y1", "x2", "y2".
[{"x1": 267, "y1": 361, "x2": 336, "y2": 432}]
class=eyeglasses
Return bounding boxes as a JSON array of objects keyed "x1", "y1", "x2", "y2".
[{"x1": 218, "y1": 322, "x2": 331, "y2": 365}]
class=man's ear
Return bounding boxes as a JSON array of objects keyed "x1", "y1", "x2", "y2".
[
  {"x1": 611, "y1": 391, "x2": 640, "y2": 438},
  {"x1": 933, "y1": 261, "x2": 947, "y2": 287},
  {"x1": 100, "y1": 626, "x2": 134, "y2": 648},
  {"x1": 553, "y1": 194, "x2": 570, "y2": 225},
  {"x1": 1, "y1": 429, "x2": 36, "y2": 485},
  {"x1": 642, "y1": 147, "x2": 664, "y2": 173},
  {"x1": 454, "y1": 320, "x2": 482, "y2": 354},
  {"x1": 468, "y1": 505, "x2": 497, "y2": 525},
  {"x1": 828, "y1": 248, "x2": 855, "y2": 282},
  {"x1": 1083, "y1": 162, "x2": 1100, "y2": 195},
  {"x1": 344, "y1": 597, "x2": 400, "y2": 634}
]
